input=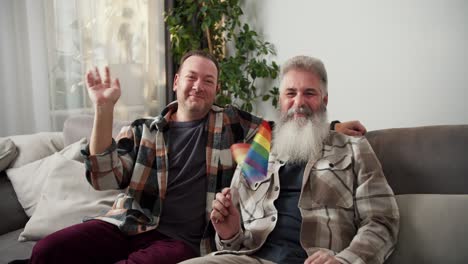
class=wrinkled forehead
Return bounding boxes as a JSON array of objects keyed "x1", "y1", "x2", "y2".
[{"x1": 279, "y1": 69, "x2": 322, "y2": 92}]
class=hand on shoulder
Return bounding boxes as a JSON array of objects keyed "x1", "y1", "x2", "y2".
[{"x1": 335, "y1": 120, "x2": 367, "y2": 136}]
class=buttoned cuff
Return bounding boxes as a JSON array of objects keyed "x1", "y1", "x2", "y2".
[
  {"x1": 215, "y1": 229, "x2": 244, "y2": 251},
  {"x1": 81, "y1": 139, "x2": 118, "y2": 173}
]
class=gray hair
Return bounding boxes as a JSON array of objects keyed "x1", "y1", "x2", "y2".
[{"x1": 280, "y1": 56, "x2": 328, "y2": 96}]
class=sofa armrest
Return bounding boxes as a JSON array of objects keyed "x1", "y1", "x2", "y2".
[{"x1": 0, "y1": 170, "x2": 28, "y2": 236}]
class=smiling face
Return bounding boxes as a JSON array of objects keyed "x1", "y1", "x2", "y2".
[
  {"x1": 274, "y1": 68, "x2": 329, "y2": 163},
  {"x1": 279, "y1": 69, "x2": 328, "y2": 123},
  {"x1": 173, "y1": 55, "x2": 219, "y2": 121}
]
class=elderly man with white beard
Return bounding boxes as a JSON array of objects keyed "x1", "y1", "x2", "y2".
[{"x1": 180, "y1": 55, "x2": 400, "y2": 264}]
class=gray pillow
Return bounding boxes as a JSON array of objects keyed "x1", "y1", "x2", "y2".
[{"x1": 0, "y1": 138, "x2": 18, "y2": 171}]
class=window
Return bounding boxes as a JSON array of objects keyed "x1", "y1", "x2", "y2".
[{"x1": 44, "y1": 0, "x2": 166, "y2": 130}]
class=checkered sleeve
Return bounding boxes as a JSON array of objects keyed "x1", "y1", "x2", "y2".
[
  {"x1": 335, "y1": 137, "x2": 400, "y2": 264},
  {"x1": 229, "y1": 105, "x2": 263, "y2": 143},
  {"x1": 82, "y1": 125, "x2": 136, "y2": 190}
]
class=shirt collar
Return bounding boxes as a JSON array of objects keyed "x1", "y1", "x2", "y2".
[{"x1": 150, "y1": 101, "x2": 224, "y2": 131}]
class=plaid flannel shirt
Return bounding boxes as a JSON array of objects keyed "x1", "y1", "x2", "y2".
[
  {"x1": 82, "y1": 102, "x2": 263, "y2": 255},
  {"x1": 215, "y1": 131, "x2": 400, "y2": 264}
]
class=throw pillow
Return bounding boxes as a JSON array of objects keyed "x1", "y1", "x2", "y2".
[
  {"x1": 0, "y1": 138, "x2": 18, "y2": 171},
  {"x1": 19, "y1": 153, "x2": 122, "y2": 241},
  {"x1": 6, "y1": 138, "x2": 87, "y2": 217},
  {"x1": 7, "y1": 132, "x2": 64, "y2": 168}
]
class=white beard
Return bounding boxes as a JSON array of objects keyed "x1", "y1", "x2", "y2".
[{"x1": 272, "y1": 110, "x2": 329, "y2": 164}]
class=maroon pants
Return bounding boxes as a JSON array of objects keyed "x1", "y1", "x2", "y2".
[{"x1": 29, "y1": 220, "x2": 196, "y2": 264}]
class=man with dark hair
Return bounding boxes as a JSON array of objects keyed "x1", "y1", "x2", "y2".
[
  {"x1": 28, "y1": 51, "x2": 366, "y2": 264},
  {"x1": 182, "y1": 55, "x2": 399, "y2": 264}
]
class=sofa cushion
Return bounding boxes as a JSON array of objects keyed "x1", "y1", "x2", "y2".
[
  {"x1": 0, "y1": 228, "x2": 35, "y2": 263},
  {"x1": 19, "y1": 152, "x2": 122, "y2": 242},
  {"x1": 6, "y1": 132, "x2": 64, "y2": 169},
  {"x1": 386, "y1": 194, "x2": 468, "y2": 264},
  {"x1": 0, "y1": 171, "x2": 29, "y2": 236},
  {"x1": 63, "y1": 114, "x2": 131, "y2": 146},
  {"x1": 0, "y1": 138, "x2": 17, "y2": 171},
  {"x1": 366, "y1": 125, "x2": 468, "y2": 195},
  {"x1": 6, "y1": 138, "x2": 86, "y2": 217}
]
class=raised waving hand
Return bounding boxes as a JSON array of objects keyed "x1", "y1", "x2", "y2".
[
  {"x1": 85, "y1": 66, "x2": 121, "y2": 155},
  {"x1": 86, "y1": 66, "x2": 121, "y2": 108}
]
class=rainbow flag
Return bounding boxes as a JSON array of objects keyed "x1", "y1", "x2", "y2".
[{"x1": 230, "y1": 121, "x2": 271, "y2": 185}]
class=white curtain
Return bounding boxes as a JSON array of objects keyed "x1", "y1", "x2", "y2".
[
  {"x1": 0, "y1": 0, "x2": 166, "y2": 136},
  {"x1": 0, "y1": 0, "x2": 50, "y2": 137}
]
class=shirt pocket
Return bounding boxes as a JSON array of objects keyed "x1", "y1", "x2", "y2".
[
  {"x1": 237, "y1": 174, "x2": 272, "y2": 222},
  {"x1": 306, "y1": 154, "x2": 354, "y2": 209}
]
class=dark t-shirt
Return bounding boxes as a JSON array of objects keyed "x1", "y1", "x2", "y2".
[
  {"x1": 254, "y1": 162, "x2": 308, "y2": 264},
  {"x1": 157, "y1": 117, "x2": 208, "y2": 255}
]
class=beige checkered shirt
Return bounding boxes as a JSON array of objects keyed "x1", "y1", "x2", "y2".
[{"x1": 214, "y1": 131, "x2": 400, "y2": 264}]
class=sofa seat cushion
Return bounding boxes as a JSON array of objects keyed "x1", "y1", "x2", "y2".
[
  {"x1": 386, "y1": 194, "x2": 468, "y2": 264},
  {"x1": 0, "y1": 228, "x2": 35, "y2": 263}
]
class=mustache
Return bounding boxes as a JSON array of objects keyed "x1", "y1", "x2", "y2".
[
  {"x1": 189, "y1": 91, "x2": 204, "y2": 97},
  {"x1": 280, "y1": 107, "x2": 314, "y2": 123},
  {"x1": 280, "y1": 105, "x2": 327, "y2": 124},
  {"x1": 286, "y1": 107, "x2": 313, "y2": 117}
]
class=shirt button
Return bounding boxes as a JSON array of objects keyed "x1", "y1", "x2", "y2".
[
  {"x1": 329, "y1": 163, "x2": 334, "y2": 168},
  {"x1": 226, "y1": 243, "x2": 231, "y2": 247},
  {"x1": 271, "y1": 216, "x2": 276, "y2": 222},
  {"x1": 274, "y1": 186, "x2": 279, "y2": 191}
]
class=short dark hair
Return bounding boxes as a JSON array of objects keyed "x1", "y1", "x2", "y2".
[{"x1": 178, "y1": 50, "x2": 220, "y2": 80}]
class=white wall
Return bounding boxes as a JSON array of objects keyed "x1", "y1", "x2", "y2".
[{"x1": 244, "y1": 0, "x2": 468, "y2": 130}]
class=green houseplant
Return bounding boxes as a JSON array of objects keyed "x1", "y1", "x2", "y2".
[{"x1": 165, "y1": 0, "x2": 279, "y2": 112}]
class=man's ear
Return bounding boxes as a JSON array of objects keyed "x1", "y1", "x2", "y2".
[
  {"x1": 323, "y1": 94, "x2": 328, "y2": 106},
  {"x1": 173, "y1": 74, "x2": 179, "y2": 92},
  {"x1": 216, "y1": 83, "x2": 220, "y2": 93}
]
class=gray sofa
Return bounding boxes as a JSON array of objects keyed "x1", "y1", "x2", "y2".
[
  {"x1": 366, "y1": 125, "x2": 468, "y2": 263},
  {"x1": 0, "y1": 118, "x2": 467, "y2": 263},
  {"x1": 0, "y1": 115, "x2": 129, "y2": 264}
]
